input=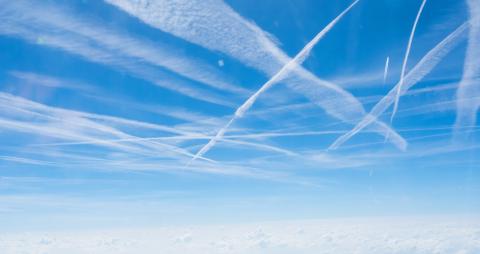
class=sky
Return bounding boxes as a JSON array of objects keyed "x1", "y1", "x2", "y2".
[{"x1": 0, "y1": 0, "x2": 479, "y2": 252}]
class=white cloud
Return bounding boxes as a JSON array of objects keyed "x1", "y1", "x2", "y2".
[{"x1": 1, "y1": 216, "x2": 478, "y2": 254}]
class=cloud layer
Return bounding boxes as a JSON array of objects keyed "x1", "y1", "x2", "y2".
[{"x1": 1, "y1": 217, "x2": 478, "y2": 254}]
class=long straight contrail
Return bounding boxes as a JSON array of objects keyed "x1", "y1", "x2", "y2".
[
  {"x1": 0, "y1": 92, "x2": 220, "y2": 163},
  {"x1": 29, "y1": 132, "x2": 298, "y2": 157},
  {"x1": 329, "y1": 22, "x2": 470, "y2": 150},
  {"x1": 391, "y1": 0, "x2": 428, "y2": 122},
  {"x1": 188, "y1": 0, "x2": 360, "y2": 163}
]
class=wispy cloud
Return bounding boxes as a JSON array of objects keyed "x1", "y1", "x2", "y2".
[
  {"x1": 0, "y1": 91, "x2": 307, "y2": 180},
  {"x1": 0, "y1": 92, "x2": 215, "y2": 164},
  {"x1": 0, "y1": 0, "x2": 244, "y2": 106},
  {"x1": 8, "y1": 71, "x2": 94, "y2": 92}
]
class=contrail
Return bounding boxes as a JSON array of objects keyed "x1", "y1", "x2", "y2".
[
  {"x1": 107, "y1": 0, "x2": 407, "y2": 152},
  {"x1": 189, "y1": 0, "x2": 361, "y2": 163},
  {"x1": 453, "y1": 0, "x2": 480, "y2": 141},
  {"x1": 329, "y1": 22, "x2": 469, "y2": 150},
  {"x1": 29, "y1": 132, "x2": 298, "y2": 157},
  {"x1": 383, "y1": 57, "x2": 390, "y2": 83},
  {"x1": 30, "y1": 126, "x2": 478, "y2": 145},
  {"x1": 391, "y1": 0, "x2": 427, "y2": 122}
]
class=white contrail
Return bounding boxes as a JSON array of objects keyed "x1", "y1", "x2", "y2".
[
  {"x1": 383, "y1": 57, "x2": 390, "y2": 83},
  {"x1": 188, "y1": 0, "x2": 360, "y2": 163},
  {"x1": 329, "y1": 22, "x2": 470, "y2": 150},
  {"x1": 0, "y1": 92, "x2": 195, "y2": 137},
  {"x1": 31, "y1": 125, "x2": 475, "y2": 145},
  {"x1": 391, "y1": 0, "x2": 428, "y2": 122},
  {"x1": 454, "y1": 0, "x2": 480, "y2": 141}
]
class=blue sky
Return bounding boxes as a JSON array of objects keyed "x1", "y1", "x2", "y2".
[{"x1": 0, "y1": 0, "x2": 479, "y2": 232}]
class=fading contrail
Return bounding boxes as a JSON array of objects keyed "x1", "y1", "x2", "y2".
[
  {"x1": 391, "y1": 0, "x2": 428, "y2": 122},
  {"x1": 329, "y1": 22, "x2": 470, "y2": 150},
  {"x1": 0, "y1": 92, "x2": 218, "y2": 163},
  {"x1": 383, "y1": 57, "x2": 390, "y2": 83},
  {"x1": 454, "y1": 0, "x2": 480, "y2": 141},
  {"x1": 189, "y1": 0, "x2": 361, "y2": 163},
  {"x1": 0, "y1": 0, "x2": 239, "y2": 106}
]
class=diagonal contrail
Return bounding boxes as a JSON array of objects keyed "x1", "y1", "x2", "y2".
[
  {"x1": 188, "y1": 0, "x2": 361, "y2": 164},
  {"x1": 391, "y1": 0, "x2": 428, "y2": 122},
  {"x1": 329, "y1": 22, "x2": 470, "y2": 150}
]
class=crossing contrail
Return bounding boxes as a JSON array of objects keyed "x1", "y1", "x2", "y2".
[
  {"x1": 391, "y1": 0, "x2": 428, "y2": 122},
  {"x1": 329, "y1": 22, "x2": 469, "y2": 150},
  {"x1": 188, "y1": 0, "x2": 361, "y2": 164}
]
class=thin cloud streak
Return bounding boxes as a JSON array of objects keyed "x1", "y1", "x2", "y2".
[
  {"x1": 0, "y1": 0, "x2": 241, "y2": 106},
  {"x1": 29, "y1": 134, "x2": 298, "y2": 157},
  {"x1": 0, "y1": 156, "x2": 52, "y2": 166},
  {"x1": 0, "y1": 91, "x2": 299, "y2": 177},
  {"x1": 9, "y1": 71, "x2": 93, "y2": 92},
  {"x1": 0, "y1": 92, "x2": 217, "y2": 164}
]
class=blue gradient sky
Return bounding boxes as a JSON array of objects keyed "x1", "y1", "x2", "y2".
[{"x1": 0, "y1": 0, "x2": 479, "y2": 231}]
